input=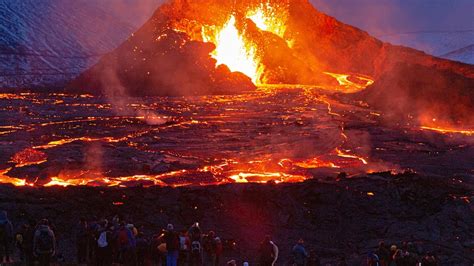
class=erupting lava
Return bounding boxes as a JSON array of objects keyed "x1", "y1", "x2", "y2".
[
  {"x1": 200, "y1": 2, "x2": 290, "y2": 84},
  {"x1": 203, "y1": 15, "x2": 261, "y2": 83}
]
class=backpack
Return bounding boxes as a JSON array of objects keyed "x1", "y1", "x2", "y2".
[
  {"x1": 97, "y1": 231, "x2": 108, "y2": 248},
  {"x1": 214, "y1": 237, "x2": 223, "y2": 255},
  {"x1": 37, "y1": 229, "x2": 54, "y2": 253},
  {"x1": 166, "y1": 232, "x2": 180, "y2": 251},
  {"x1": 118, "y1": 229, "x2": 129, "y2": 247},
  {"x1": 191, "y1": 240, "x2": 201, "y2": 254}
]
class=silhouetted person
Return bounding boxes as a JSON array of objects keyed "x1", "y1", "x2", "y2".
[
  {"x1": 259, "y1": 235, "x2": 278, "y2": 266},
  {"x1": 117, "y1": 222, "x2": 136, "y2": 265},
  {"x1": 76, "y1": 218, "x2": 88, "y2": 264},
  {"x1": 96, "y1": 225, "x2": 113, "y2": 266},
  {"x1": 421, "y1": 252, "x2": 438, "y2": 266},
  {"x1": 136, "y1": 232, "x2": 149, "y2": 266},
  {"x1": 33, "y1": 219, "x2": 56, "y2": 266},
  {"x1": 292, "y1": 238, "x2": 309, "y2": 266},
  {"x1": 23, "y1": 220, "x2": 36, "y2": 266},
  {"x1": 0, "y1": 210, "x2": 13, "y2": 263},
  {"x1": 203, "y1": 231, "x2": 216, "y2": 265},
  {"x1": 189, "y1": 223, "x2": 202, "y2": 266},
  {"x1": 367, "y1": 252, "x2": 380, "y2": 266},
  {"x1": 376, "y1": 241, "x2": 390, "y2": 266},
  {"x1": 165, "y1": 224, "x2": 180, "y2": 266}
]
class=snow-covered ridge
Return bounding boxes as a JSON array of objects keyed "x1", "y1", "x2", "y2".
[
  {"x1": 379, "y1": 30, "x2": 474, "y2": 65},
  {"x1": 0, "y1": 0, "x2": 158, "y2": 88}
]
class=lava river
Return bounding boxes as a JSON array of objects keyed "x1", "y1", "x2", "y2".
[{"x1": 0, "y1": 89, "x2": 473, "y2": 187}]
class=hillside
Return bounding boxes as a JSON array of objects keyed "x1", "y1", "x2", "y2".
[{"x1": 0, "y1": 0, "x2": 158, "y2": 88}]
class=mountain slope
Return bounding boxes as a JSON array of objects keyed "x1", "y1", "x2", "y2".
[
  {"x1": 441, "y1": 44, "x2": 474, "y2": 65},
  {"x1": 380, "y1": 31, "x2": 474, "y2": 64},
  {"x1": 0, "y1": 0, "x2": 159, "y2": 88},
  {"x1": 69, "y1": 0, "x2": 474, "y2": 126}
]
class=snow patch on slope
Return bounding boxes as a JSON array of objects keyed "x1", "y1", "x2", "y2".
[{"x1": 0, "y1": 0, "x2": 158, "y2": 89}]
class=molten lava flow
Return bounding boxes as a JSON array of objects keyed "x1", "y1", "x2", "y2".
[
  {"x1": 324, "y1": 72, "x2": 375, "y2": 93},
  {"x1": 0, "y1": 168, "x2": 27, "y2": 186},
  {"x1": 203, "y1": 16, "x2": 261, "y2": 83},
  {"x1": 420, "y1": 126, "x2": 474, "y2": 136},
  {"x1": 228, "y1": 172, "x2": 305, "y2": 184}
]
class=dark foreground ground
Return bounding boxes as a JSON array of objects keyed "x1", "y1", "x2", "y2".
[{"x1": 0, "y1": 173, "x2": 473, "y2": 265}]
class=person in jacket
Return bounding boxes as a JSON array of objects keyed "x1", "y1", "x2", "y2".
[
  {"x1": 376, "y1": 241, "x2": 390, "y2": 266},
  {"x1": 33, "y1": 219, "x2": 56, "y2": 266},
  {"x1": 188, "y1": 223, "x2": 202, "y2": 266},
  {"x1": 292, "y1": 238, "x2": 309, "y2": 266},
  {"x1": 165, "y1": 224, "x2": 180, "y2": 266},
  {"x1": 203, "y1": 231, "x2": 216, "y2": 265},
  {"x1": 0, "y1": 210, "x2": 14, "y2": 263},
  {"x1": 117, "y1": 222, "x2": 136, "y2": 265}
]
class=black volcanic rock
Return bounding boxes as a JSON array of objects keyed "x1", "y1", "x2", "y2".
[
  {"x1": 0, "y1": 173, "x2": 472, "y2": 264},
  {"x1": 68, "y1": 29, "x2": 255, "y2": 96}
]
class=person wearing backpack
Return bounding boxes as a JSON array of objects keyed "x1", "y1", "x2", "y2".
[
  {"x1": 189, "y1": 238, "x2": 202, "y2": 266},
  {"x1": 96, "y1": 225, "x2": 113, "y2": 266},
  {"x1": 33, "y1": 219, "x2": 56, "y2": 266},
  {"x1": 0, "y1": 210, "x2": 14, "y2": 263},
  {"x1": 188, "y1": 223, "x2": 202, "y2": 266},
  {"x1": 117, "y1": 222, "x2": 136, "y2": 264},
  {"x1": 203, "y1": 231, "x2": 216, "y2": 266},
  {"x1": 165, "y1": 224, "x2": 180, "y2": 266},
  {"x1": 259, "y1": 235, "x2": 279, "y2": 266}
]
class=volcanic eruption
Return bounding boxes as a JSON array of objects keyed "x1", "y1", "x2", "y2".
[{"x1": 1, "y1": 0, "x2": 473, "y2": 187}]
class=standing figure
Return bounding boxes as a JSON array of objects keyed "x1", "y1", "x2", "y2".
[
  {"x1": 165, "y1": 224, "x2": 180, "y2": 266},
  {"x1": 0, "y1": 211, "x2": 13, "y2": 263},
  {"x1": 292, "y1": 238, "x2": 309, "y2": 266},
  {"x1": 33, "y1": 219, "x2": 56, "y2": 266},
  {"x1": 259, "y1": 235, "x2": 278, "y2": 266}
]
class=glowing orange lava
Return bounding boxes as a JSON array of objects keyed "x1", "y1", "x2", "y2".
[
  {"x1": 324, "y1": 72, "x2": 375, "y2": 93},
  {"x1": 420, "y1": 126, "x2": 474, "y2": 136},
  {"x1": 201, "y1": 4, "x2": 288, "y2": 84},
  {"x1": 203, "y1": 15, "x2": 261, "y2": 83}
]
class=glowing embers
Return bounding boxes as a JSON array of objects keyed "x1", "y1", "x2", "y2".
[
  {"x1": 203, "y1": 16, "x2": 261, "y2": 84},
  {"x1": 245, "y1": 2, "x2": 288, "y2": 38},
  {"x1": 10, "y1": 148, "x2": 47, "y2": 167}
]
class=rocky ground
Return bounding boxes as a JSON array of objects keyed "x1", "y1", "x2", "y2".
[{"x1": 0, "y1": 172, "x2": 472, "y2": 265}]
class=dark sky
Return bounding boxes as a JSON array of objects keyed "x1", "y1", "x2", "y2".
[{"x1": 310, "y1": 0, "x2": 474, "y2": 36}]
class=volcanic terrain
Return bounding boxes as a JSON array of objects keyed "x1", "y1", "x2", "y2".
[{"x1": 0, "y1": 0, "x2": 473, "y2": 264}]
